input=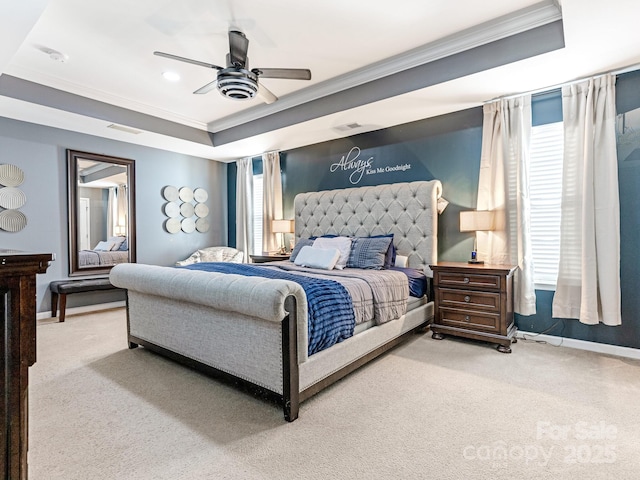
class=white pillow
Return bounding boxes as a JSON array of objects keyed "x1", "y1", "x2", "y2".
[
  {"x1": 94, "y1": 240, "x2": 115, "y2": 251},
  {"x1": 293, "y1": 246, "x2": 340, "y2": 270},
  {"x1": 312, "y1": 236, "x2": 351, "y2": 269},
  {"x1": 198, "y1": 249, "x2": 224, "y2": 262},
  {"x1": 107, "y1": 236, "x2": 126, "y2": 250},
  {"x1": 395, "y1": 254, "x2": 408, "y2": 268}
]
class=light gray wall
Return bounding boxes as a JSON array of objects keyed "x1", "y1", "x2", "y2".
[{"x1": 0, "y1": 116, "x2": 227, "y2": 313}]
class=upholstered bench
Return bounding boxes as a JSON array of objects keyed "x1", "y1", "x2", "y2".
[{"x1": 50, "y1": 278, "x2": 122, "y2": 322}]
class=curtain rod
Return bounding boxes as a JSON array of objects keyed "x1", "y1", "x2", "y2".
[{"x1": 484, "y1": 61, "x2": 640, "y2": 104}]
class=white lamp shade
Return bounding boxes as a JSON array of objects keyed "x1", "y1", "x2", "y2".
[
  {"x1": 272, "y1": 219, "x2": 294, "y2": 234},
  {"x1": 459, "y1": 210, "x2": 495, "y2": 232}
]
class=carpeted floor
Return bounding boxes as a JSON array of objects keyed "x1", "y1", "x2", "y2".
[{"x1": 29, "y1": 308, "x2": 640, "y2": 479}]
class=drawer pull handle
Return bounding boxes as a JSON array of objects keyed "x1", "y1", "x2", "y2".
[
  {"x1": 465, "y1": 315, "x2": 470, "y2": 321},
  {"x1": 464, "y1": 295, "x2": 471, "y2": 303},
  {"x1": 463, "y1": 277, "x2": 470, "y2": 284}
]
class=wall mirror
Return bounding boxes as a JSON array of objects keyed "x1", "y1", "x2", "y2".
[{"x1": 67, "y1": 150, "x2": 136, "y2": 276}]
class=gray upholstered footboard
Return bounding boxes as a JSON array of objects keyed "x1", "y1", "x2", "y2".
[{"x1": 110, "y1": 263, "x2": 307, "y2": 420}]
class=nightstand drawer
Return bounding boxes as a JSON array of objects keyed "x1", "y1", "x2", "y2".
[
  {"x1": 438, "y1": 288, "x2": 500, "y2": 312},
  {"x1": 437, "y1": 272, "x2": 501, "y2": 290},
  {"x1": 439, "y1": 308, "x2": 500, "y2": 332}
]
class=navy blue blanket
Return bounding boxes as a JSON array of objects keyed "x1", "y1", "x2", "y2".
[{"x1": 180, "y1": 263, "x2": 355, "y2": 355}]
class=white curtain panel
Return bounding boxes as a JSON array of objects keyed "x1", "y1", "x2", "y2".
[
  {"x1": 107, "y1": 187, "x2": 116, "y2": 238},
  {"x1": 552, "y1": 75, "x2": 621, "y2": 326},
  {"x1": 262, "y1": 151, "x2": 283, "y2": 253},
  {"x1": 235, "y1": 157, "x2": 254, "y2": 263},
  {"x1": 116, "y1": 184, "x2": 127, "y2": 234},
  {"x1": 477, "y1": 96, "x2": 537, "y2": 315}
]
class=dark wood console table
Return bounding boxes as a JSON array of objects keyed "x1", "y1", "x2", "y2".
[{"x1": 1, "y1": 250, "x2": 52, "y2": 480}]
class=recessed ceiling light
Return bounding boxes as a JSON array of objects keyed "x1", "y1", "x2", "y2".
[
  {"x1": 162, "y1": 71, "x2": 180, "y2": 82},
  {"x1": 37, "y1": 46, "x2": 68, "y2": 62}
]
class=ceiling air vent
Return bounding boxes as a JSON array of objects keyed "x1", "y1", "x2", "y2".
[
  {"x1": 107, "y1": 124, "x2": 142, "y2": 135},
  {"x1": 334, "y1": 122, "x2": 362, "y2": 132}
]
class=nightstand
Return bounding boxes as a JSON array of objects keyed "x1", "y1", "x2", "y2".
[
  {"x1": 250, "y1": 253, "x2": 291, "y2": 263},
  {"x1": 429, "y1": 262, "x2": 517, "y2": 353}
]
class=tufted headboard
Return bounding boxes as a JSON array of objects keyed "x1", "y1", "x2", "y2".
[{"x1": 293, "y1": 180, "x2": 442, "y2": 275}]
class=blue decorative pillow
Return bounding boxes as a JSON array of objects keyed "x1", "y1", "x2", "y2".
[
  {"x1": 118, "y1": 237, "x2": 128, "y2": 251},
  {"x1": 289, "y1": 238, "x2": 314, "y2": 262},
  {"x1": 368, "y1": 233, "x2": 395, "y2": 268},
  {"x1": 347, "y1": 236, "x2": 393, "y2": 269}
]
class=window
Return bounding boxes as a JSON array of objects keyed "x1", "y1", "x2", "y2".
[
  {"x1": 529, "y1": 121, "x2": 563, "y2": 289},
  {"x1": 252, "y1": 174, "x2": 263, "y2": 255}
]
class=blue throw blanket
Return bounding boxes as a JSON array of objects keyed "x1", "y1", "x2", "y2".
[{"x1": 180, "y1": 263, "x2": 355, "y2": 355}]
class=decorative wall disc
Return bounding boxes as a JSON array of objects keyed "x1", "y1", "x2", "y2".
[
  {"x1": 196, "y1": 218, "x2": 210, "y2": 233},
  {"x1": 162, "y1": 185, "x2": 208, "y2": 233},
  {"x1": 164, "y1": 202, "x2": 180, "y2": 218},
  {"x1": 165, "y1": 217, "x2": 181, "y2": 234},
  {"x1": 181, "y1": 217, "x2": 196, "y2": 233},
  {"x1": 193, "y1": 188, "x2": 208, "y2": 203},
  {"x1": 0, "y1": 187, "x2": 26, "y2": 209},
  {"x1": 179, "y1": 186, "x2": 194, "y2": 202},
  {"x1": 180, "y1": 202, "x2": 195, "y2": 217},
  {"x1": 194, "y1": 203, "x2": 209, "y2": 218},
  {"x1": 0, "y1": 164, "x2": 25, "y2": 187},
  {"x1": 162, "y1": 185, "x2": 179, "y2": 202},
  {"x1": 0, "y1": 209, "x2": 27, "y2": 232}
]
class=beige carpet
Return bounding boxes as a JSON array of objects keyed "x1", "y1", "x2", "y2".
[{"x1": 29, "y1": 308, "x2": 640, "y2": 480}]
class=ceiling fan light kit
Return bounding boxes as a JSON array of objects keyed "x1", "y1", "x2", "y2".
[
  {"x1": 154, "y1": 30, "x2": 311, "y2": 104},
  {"x1": 217, "y1": 67, "x2": 259, "y2": 100}
]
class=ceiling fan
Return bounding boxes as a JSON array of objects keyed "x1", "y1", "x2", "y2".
[{"x1": 154, "y1": 30, "x2": 311, "y2": 104}]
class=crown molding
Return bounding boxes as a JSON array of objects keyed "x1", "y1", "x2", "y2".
[
  {"x1": 3, "y1": 65, "x2": 209, "y2": 130},
  {"x1": 208, "y1": 0, "x2": 562, "y2": 132}
]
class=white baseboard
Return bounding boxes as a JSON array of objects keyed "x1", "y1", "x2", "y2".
[
  {"x1": 36, "y1": 301, "x2": 125, "y2": 321},
  {"x1": 516, "y1": 330, "x2": 640, "y2": 360}
]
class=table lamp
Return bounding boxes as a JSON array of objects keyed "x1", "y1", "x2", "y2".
[
  {"x1": 459, "y1": 210, "x2": 495, "y2": 264},
  {"x1": 272, "y1": 219, "x2": 294, "y2": 254}
]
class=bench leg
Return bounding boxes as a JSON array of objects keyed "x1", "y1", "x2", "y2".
[
  {"x1": 58, "y1": 294, "x2": 67, "y2": 323},
  {"x1": 51, "y1": 292, "x2": 59, "y2": 318}
]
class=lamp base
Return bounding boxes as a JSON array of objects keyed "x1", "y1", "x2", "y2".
[{"x1": 468, "y1": 259, "x2": 484, "y2": 264}]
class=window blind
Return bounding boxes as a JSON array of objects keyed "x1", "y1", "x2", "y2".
[{"x1": 529, "y1": 121, "x2": 564, "y2": 289}]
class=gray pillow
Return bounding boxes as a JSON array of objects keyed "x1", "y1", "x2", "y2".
[
  {"x1": 347, "y1": 236, "x2": 393, "y2": 269},
  {"x1": 289, "y1": 238, "x2": 314, "y2": 262}
]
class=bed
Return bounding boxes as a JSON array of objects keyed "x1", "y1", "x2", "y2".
[
  {"x1": 78, "y1": 249, "x2": 128, "y2": 267},
  {"x1": 110, "y1": 180, "x2": 442, "y2": 421},
  {"x1": 79, "y1": 236, "x2": 129, "y2": 267}
]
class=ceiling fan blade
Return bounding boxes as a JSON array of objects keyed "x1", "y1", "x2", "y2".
[
  {"x1": 252, "y1": 68, "x2": 311, "y2": 80},
  {"x1": 228, "y1": 30, "x2": 249, "y2": 68},
  {"x1": 193, "y1": 79, "x2": 218, "y2": 95},
  {"x1": 257, "y1": 83, "x2": 278, "y2": 104},
  {"x1": 154, "y1": 51, "x2": 222, "y2": 70}
]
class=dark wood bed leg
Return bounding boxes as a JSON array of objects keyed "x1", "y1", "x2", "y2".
[
  {"x1": 282, "y1": 296, "x2": 299, "y2": 422},
  {"x1": 125, "y1": 291, "x2": 138, "y2": 349}
]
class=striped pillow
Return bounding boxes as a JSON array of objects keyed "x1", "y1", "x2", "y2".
[{"x1": 347, "y1": 236, "x2": 393, "y2": 269}]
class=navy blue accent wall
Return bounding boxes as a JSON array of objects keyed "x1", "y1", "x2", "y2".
[
  {"x1": 282, "y1": 108, "x2": 484, "y2": 261},
  {"x1": 227, "y1": 72, "x2": 640, "y2": 349},
  {"x1": 532, "y1": 89, "x2": 562, "y2": 126}
]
